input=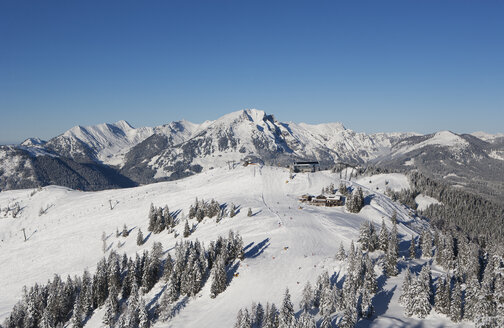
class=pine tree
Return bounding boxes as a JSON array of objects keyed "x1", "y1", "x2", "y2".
[
  {"x1": 405, "y1": 266, "x2": 432, "y2": 319},
  {"x1": 336, "y1": 242, "x2": 346, "y2": 261},
  {"x1": 229, "y1": 203, "x2": 236, "y2": 218},
  {"x1": 138, "y1": 298, "x2": 150, "y2": 328},
  {"x1": 103, "y1": 286, "x2": 119, "y2": 327},
  {"x1": 358, "y1": 222, "x2": 372, "y2": 251},
  {"x1": 378, "y1": 219, "x2": 389, "y2": 252},
  {"x1": 300, "y1": 282, "x2": 313, "y2": 312},
  {"x1": 391, "y1": 211, "x2": 397, "y2": 224},
  {"x1": 360, "y1": 287, "x2": 373, "y2": 318},
  {"x1": 399, "y1": 268, "x2": 411, "y2": 305},
  {"x1": 363, "y1": 254, "x2": 378, "y2": 294},
  {"x1": 183, "y1": 220, "x2": 191, "y2": 238},
  {"x1": 464, "y1": 275, "x2": 479, "y2": 321},
  {"x1": 254, "y1": 303, "x2": 265, "y2": 327},
  {"x1": 235, "y1": 309, "x2": 244, "y2": 328},
  {"x1": 247, "y1": 208, "x2": 252, "y2": 217},
  {"x1": 421, "y1": 230, "x2": 432, "y2": 258},
  {"x1": 434, "y1": 275, "x2": 450, "y2": 315},
  {"x1": 385, "y1": 238, "x2": 398, "y2": 277},
  {"x1": 320, "y1": 283, "x2": 335, "y2": 315},
  {"x1": 71, "y1": 294, "x2": 83, "y2": 328},
  {"x1": 279, "y1": 288, "x2": 294, "y2": 328},
  {"x1": 449, "y1": 279, "x2": 462, "y2": 322},
  {"x1": 122, "y1": 224, "x2": 129, "y2": 237},
  {"x1": 137, "y1": 229, "x2": 144, "y2": 246},
  {"x1": 210, "y1": 253, "x2": 227, "y2": 298},
  {"x1": 409, "y1": 235, "x2": 416, "y2": 259}
]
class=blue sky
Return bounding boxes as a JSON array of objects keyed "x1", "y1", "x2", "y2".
[{"x1": 1, "y1": 0, "x2": 503, "y2": 144}]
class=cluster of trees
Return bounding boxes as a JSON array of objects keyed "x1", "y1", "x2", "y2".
[
  {"x1": 235, "y1": 242, "x2": 379, "y2": 328},
  {"x1": 147, "y1": 204, "x2": 176, "y2": 234},
  {"x1": 357, "y1": 220, "x2": 399, "y2": 277},
  {"x1": 189, "y1": 198, "x2": 223, "y2": 222},
  {"x1": 345, "y1": 188, "x2": 364, "y2": 213},
  {"x1": 386, "y1": 188, "x2": 419, "y2": 210},
  {"x1": 389, "y1": 171, "x2": 504, "y2": 244},
  {"x1": 399, "y1": 222, "x2": 504, "y2": 327},
  {"x1": 2, "y1": 246, "x2": 159, "y2": 328},
  {"x1": 157, "y1": 230, "x2": 244, "y2": 320},
  {"x1": 4, "y1": 230, "x2": 245, "y2": 328},
  {"x1": 321, "y1": 183, "x2": 335, "y2": 195}
]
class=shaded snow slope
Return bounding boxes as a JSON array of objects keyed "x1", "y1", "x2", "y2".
[{"x1": 0, "y1": 166, "x2": 471, "y2": 327}]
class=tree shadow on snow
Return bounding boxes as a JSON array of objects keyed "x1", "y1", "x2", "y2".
[
  {"x1": 364, "y1": 194, "x2": 375, "y2": 206},
  {"x1": 243, "y1": 242, "x2": 254, "y2": 252},
  {"x1": 244, "y1": 238, "x2": 270, "y2": 258},
  {"x1": 127, "y1": 226, "x2": 136, "y2": 235},
  {"x1": 143, "y1": 232, "x2": 152, "y2": 245},
  {"x1": 147, "y1": 284, "x2": 167, "y2": 310},
  {"x1": 252, "y1": 209, "x2": 263, "y2": 216},
  {"x1": 226, "y1": 262, "x2": 241, "y2": 284},
  {"x1": 355, "y1": 285, "x2": 397, "y2": 327},
  {"x1": 25, "y1": 229, "x2": 38, "y2": 241}
]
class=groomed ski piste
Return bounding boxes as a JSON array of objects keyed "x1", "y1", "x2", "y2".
[{"x1": 0, "y1": 165, "x2": 472, "y2": 327}]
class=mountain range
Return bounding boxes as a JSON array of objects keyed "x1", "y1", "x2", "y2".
[{"x1": 1, "y1": 109, "x2": 503, "y2": 203}]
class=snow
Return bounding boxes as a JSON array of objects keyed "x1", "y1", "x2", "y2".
[
  {"x1": 415, "y1": 194, "x2": 442, "y2": 211},
  {"x1": 0, "y1": 166, "x2": 471, "y2": 327},
  {"x1": 488, "y1": 150, "x2": 504, "y2": 161},
  {"x1": 356, "y1": 173, "x2": 411, "y2": 194},
  {"x1": 393, "y1": 131, "x2": 469, "y2": 156},
  {"x1": 471, "y1": 131, "x2": 504, "y2": 141}
]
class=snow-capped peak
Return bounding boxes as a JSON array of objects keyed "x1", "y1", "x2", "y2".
[
  {"x1": 20, "y1": 137, "x2": 46, "y2": 147},
  {"x1": 425, "y1": 131, "x2": 469, "y2": 148}
]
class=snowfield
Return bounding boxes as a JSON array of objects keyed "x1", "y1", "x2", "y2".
[{"x1": 0, "y1": 166, "x2": 472, "y2": 327}]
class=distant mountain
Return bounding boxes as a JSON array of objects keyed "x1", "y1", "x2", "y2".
[
  {"x1": 1, "y1": 109, "x2": 503, "y2": 201},
  {"x1": 376, "y1": 130, "x2": 504, "y2": 203}
]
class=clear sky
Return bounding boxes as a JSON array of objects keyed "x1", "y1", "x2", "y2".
[{"x1": 1, "y1": 0, "x2": 503, "y2": 144}]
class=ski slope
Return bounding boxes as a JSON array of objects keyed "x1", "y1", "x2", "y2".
[{"x1": 0, "y1": 166, "x2": 471, "y2": 327}]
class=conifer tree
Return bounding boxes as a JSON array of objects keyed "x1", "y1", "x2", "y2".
[
  {"x1": 409, "y1": 235, "x2": 416, "y2": 259},
  {"x1": 385, "y1": 238, "x2": 398, "y2": 277},
  {"x1": 122, "y1": 224, "x2": 129, "y2": 237},
  {"x1": 183, "y1": 220, "x2": 191, "y2": 238},
  {"x1": 399, "y1": 268, "x2": 411, "y2": 305},
  {"x1": 463, "y1": 275, "x2": 479, "y2": 321},
  {"x1": 247, "y1": 208, "x2": 252, "y2": 217},
  {"x1": 229, "y1": 203, "x2": 236, "y2": 218},
  {"x1": 449, "y1": 279, "x2": 462, "y2": 322},
  {"x1": 71, "y1": 294, "x2": 83, "y2": 328},
  {"x1": 300, "y1": 282, "x2": 313, "y2": 312},
  {"x1": 336, "y1": 242, "x2": 346, "y2": 261},
  {"x1": 138, "y1": 298, "x2": 150, "y2": 328},
  {"x1": 391, "y1": 211, "x2": 397, "y2": 225},
  {"x1": 434, "y1": 275, "x2": 450, "y2": 315},
  {"x1": 279, "y1": 288, "x2": 294, "y2": 328},
  {"x1": 137, "y1": 229, "x2": 144, "y2": 246},
  {"x1": 210, "y1": 253, "x2": 227, "y2": 298},
  {"x1": 235, "y1": 309, "x2": 244, "y2": 328},
  {"x1": 421, "y1": 230, "x2": 432, "y2": 258},
  {"x1": 378, "y1": 219, "x2": 389, "y2": 252}
]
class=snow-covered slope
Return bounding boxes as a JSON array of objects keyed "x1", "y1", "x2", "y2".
[{"x1": 0, "y1": 166, "x2": 471, "y2": 327}]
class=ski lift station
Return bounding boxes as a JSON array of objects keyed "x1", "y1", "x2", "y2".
[{"x1": 290, "y1": 161, "x2": 320, "y2": 173}]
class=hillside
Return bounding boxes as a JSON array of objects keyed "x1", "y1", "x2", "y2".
[{"x1": 0, "y1": 166, "x2": 472, "y2": 327}]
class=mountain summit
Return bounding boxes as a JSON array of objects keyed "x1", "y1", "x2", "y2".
[{"x1": 0, "y1": 109, "x2": 503, "y2": 202}]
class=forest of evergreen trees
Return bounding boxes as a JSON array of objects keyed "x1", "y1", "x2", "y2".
[{"x1": 2, "y1": 230, "x2": 244, "y2": 328}]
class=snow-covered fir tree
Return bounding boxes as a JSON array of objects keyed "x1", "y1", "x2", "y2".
[
  {"x1": 449, "y1": 278, "x2": 462, "y2": 322},
  {"x1": 279, "y1": 288, "x2": 294, "y2": 328}
]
